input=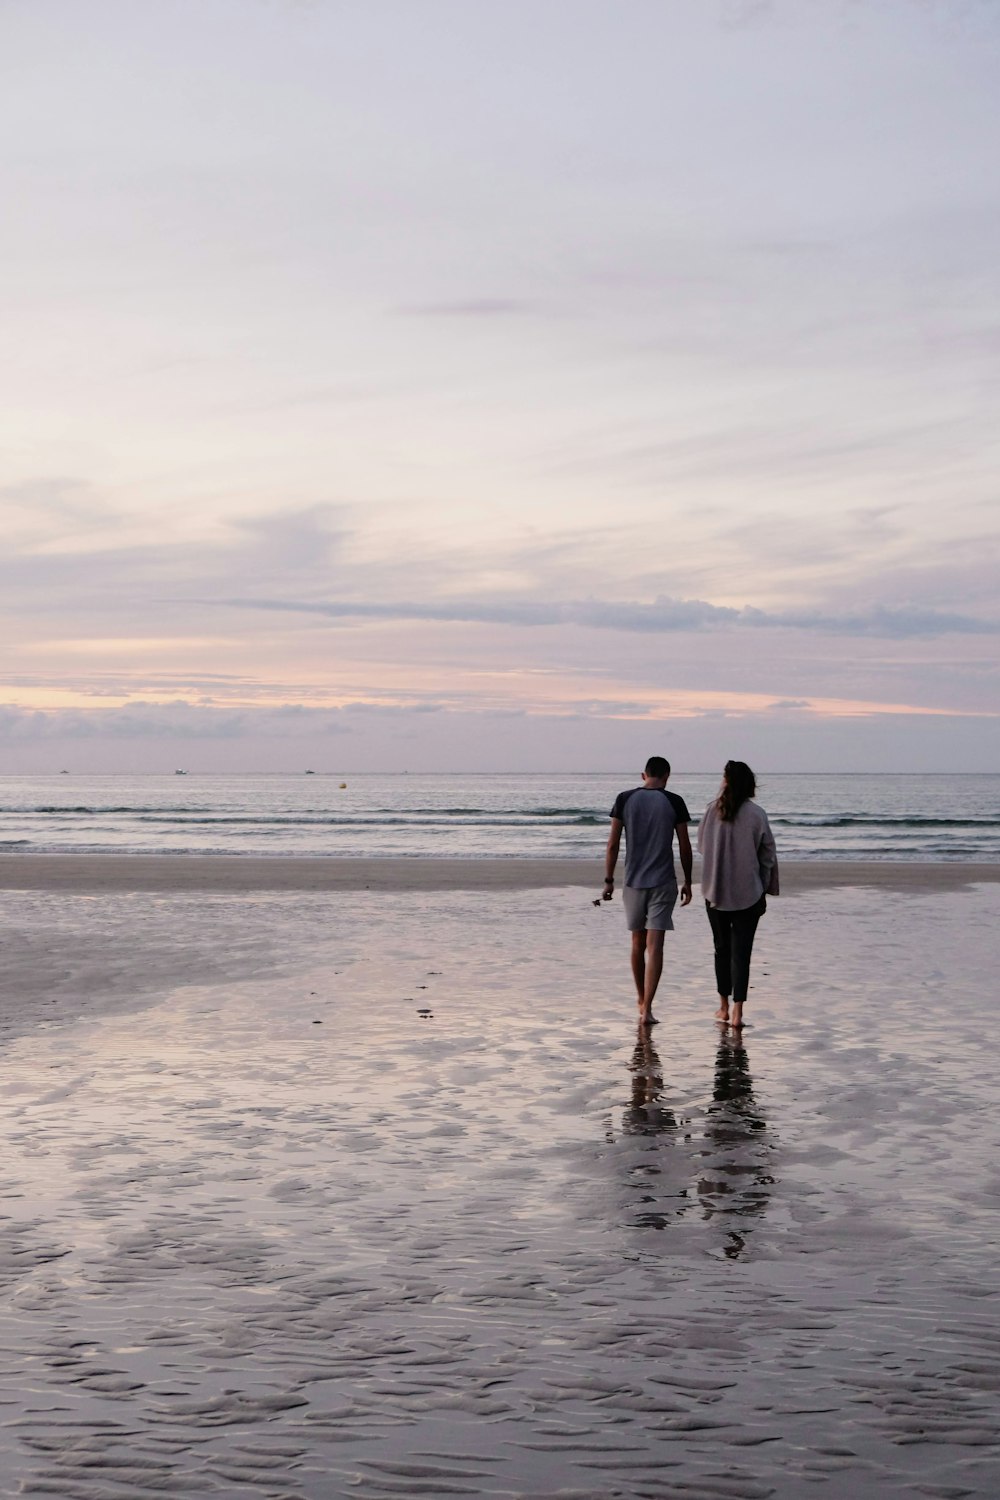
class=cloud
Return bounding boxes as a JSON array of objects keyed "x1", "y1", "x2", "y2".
[
  {"x1": 0, "y1": 703, "x2": 355, "y2": 741},
  {"x1": 217, "y1": 594, "x2": 1000, "y2": 639},
  {"x1": 762, "y1": 605, "x2": 1000, "y2": 637},
  {"x1": 396, "y1": 298, "x2": 537, "y2": 318},
  {"x1": 541, "y1": 411, "x2": 984, "y2": 496},
  {"x1": 0, "y1": 500, "x2": 351, "y2": 615}
]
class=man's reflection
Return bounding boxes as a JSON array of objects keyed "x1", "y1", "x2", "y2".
[
  {"x1": 622, "y1": 1028, "x2": 677, "y2": 1138},
  {"x1": 618, "y1": 1028, "x2": 685, "y2": 1232},
  {"x1": 698, "y1": 1034, "x2": 775, "y2": 1258}
]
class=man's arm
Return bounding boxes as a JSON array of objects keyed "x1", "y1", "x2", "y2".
[
  {"x1": 676, "y1": 823, "x2": 693, "y2": 905},
  {"x1": 603, "y1": 819, "x2": 622, "y2": 901}
]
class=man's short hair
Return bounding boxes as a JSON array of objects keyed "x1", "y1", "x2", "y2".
[{"x1": 645, "y1": 756, "x2": 670, "y2": 778}]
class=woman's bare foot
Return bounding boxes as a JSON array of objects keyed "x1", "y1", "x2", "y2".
[
  {"x1": 715, "y1": 995, "x2": 730, "y2": 1024},
  {"x1": 731, "y1": 1002, "x2": 744, "y2": 1029},
  {"x1": 639, "y1": 1008, "x2": 658, "y2": 1027}
]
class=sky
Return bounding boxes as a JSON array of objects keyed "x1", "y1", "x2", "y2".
[{"x1": 2, "y1": 0, "x2": 998, "y2": 772}]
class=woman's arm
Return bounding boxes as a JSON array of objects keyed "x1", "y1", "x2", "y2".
[{"x1": 757, "y1": 810, "x2": 779, "y2": 896}]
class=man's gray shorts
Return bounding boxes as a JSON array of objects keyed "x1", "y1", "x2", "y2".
[{"x1": 623, "y1": 882, "x2": 679, "y2": 932}]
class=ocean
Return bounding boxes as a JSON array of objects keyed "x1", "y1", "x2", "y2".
[{"x1": 1, "y1": 772, "x2": 998, "y2": 861}]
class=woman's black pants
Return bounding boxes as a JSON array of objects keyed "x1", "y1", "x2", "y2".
[{"x1": 706, "y1": 897, "x2": 766, "y2": 1005}]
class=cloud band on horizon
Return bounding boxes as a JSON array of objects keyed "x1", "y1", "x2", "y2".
[{"x1": 212, "y1": 595, "x2": 999, "y2": 640}]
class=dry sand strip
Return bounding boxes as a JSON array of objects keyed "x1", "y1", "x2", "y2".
[{"x1": 0, "y1": 853, "x2": 998, "y2": 894}]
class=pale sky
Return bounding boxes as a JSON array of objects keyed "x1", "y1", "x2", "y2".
[{"x1": 3, "y1": 0, "x2": 998, "y2": 771}]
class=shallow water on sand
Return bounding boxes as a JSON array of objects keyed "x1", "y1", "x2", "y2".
[{"x1": 0, "y1": 885, "x2": 998, "y2": 1497}]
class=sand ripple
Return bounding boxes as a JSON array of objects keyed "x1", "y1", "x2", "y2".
[{"x1": 0, "y1": 884, "x2": 998, "y2": 1496}]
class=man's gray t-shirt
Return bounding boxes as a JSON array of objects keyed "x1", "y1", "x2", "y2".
[{"x1": 610, "y1": 787, "x2": 691, "y2": 889}]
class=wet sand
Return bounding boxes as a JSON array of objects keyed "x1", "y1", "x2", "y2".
[
  {"x1": 1, "y1": 851, "x2": 999, "y2": 893},
  {"x1": 0, "y1": 877, "x2": 998, "y2": 1496}
]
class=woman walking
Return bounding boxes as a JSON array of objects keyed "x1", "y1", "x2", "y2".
[{"x1": 698, "y1": 761, "x2": 779, "y2": 1030}]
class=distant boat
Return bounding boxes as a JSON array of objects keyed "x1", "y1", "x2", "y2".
[
  {"x1": 304, "y1": 769, "x2": 315, "y2": 774},
  {"x1": 174, "y1": 769, "x2": 188, "y2": 775},
  {"x1": 60, "y1": 769, "x2": 69, "y2": 775},
  {"x1": 339, "y1": 782, "x2": 347, "y2": 789}
]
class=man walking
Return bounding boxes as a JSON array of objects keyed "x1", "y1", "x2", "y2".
[{"x1": 603, "y1": 757, "x2": 693, "y2": 1026}]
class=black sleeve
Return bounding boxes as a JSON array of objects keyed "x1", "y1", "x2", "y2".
[
  {"x1": 610, "y1": 791, "x2": 628, "y2": 821},
  {"x1": 668, "y1": 792, "x2": 691, "y2": 825}
]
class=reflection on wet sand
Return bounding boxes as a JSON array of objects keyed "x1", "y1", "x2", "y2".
[
  {"x1": 698, "y1": 1035, "x2": 776, "y2": 1258},
  {"x1": 613, "y1": 1028, "x2": 776, "y2": 1254},
  {"x1": 622, "y1": 1028, "x2": 677, "y2": 1139},
  {"x1": 614, "y1": 1028, "x2": 686, "y2": 1232}
]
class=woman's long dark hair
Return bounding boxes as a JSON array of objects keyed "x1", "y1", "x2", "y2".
[{"x1": 716, "y1": 760, "x2": 756, "y2": 822}]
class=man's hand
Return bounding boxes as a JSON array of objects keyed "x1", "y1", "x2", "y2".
[
  {"x1": 676, "y1": 825, "x2": 693, "y2": 906},
  {"x1": 604, "y1": 820, "x2": 622, "y2": 904}
]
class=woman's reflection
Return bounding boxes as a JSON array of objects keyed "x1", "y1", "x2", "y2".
[{"x1": 697, "y1": 1033, "x2": 775, "y2": 1259}]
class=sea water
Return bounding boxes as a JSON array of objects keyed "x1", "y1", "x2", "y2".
[{"x1": 1, "y1": 772, "x2": 998, "y2": 860}]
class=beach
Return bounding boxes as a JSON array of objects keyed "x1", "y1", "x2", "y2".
[
  {"x1": 1, "y1": 860, "x2": 998, "y2": 1497},
  {"x1": 2, "y1": 852, "x2": 1000, "y2": 893}
]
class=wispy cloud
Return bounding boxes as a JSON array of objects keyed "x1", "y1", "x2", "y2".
[{"x1": 396, "y1": 298, "x2": 537, "y2": 318}]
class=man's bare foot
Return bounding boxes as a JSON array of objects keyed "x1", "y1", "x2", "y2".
[
  {"x1": 715, "y1": 1001, "x2": 730, "y2": 1024},
  {"x1": 731, "y1": 1003, "x2": 744, "y2": 1029}
]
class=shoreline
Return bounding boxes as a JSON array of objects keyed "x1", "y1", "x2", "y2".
[{"x1": 0, "y1": 853, "x2": 998, "y2": 894}]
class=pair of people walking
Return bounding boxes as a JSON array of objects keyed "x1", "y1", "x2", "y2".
[{"x1": 603, "y1": 757, "x2": 778, "y2": 1028}]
